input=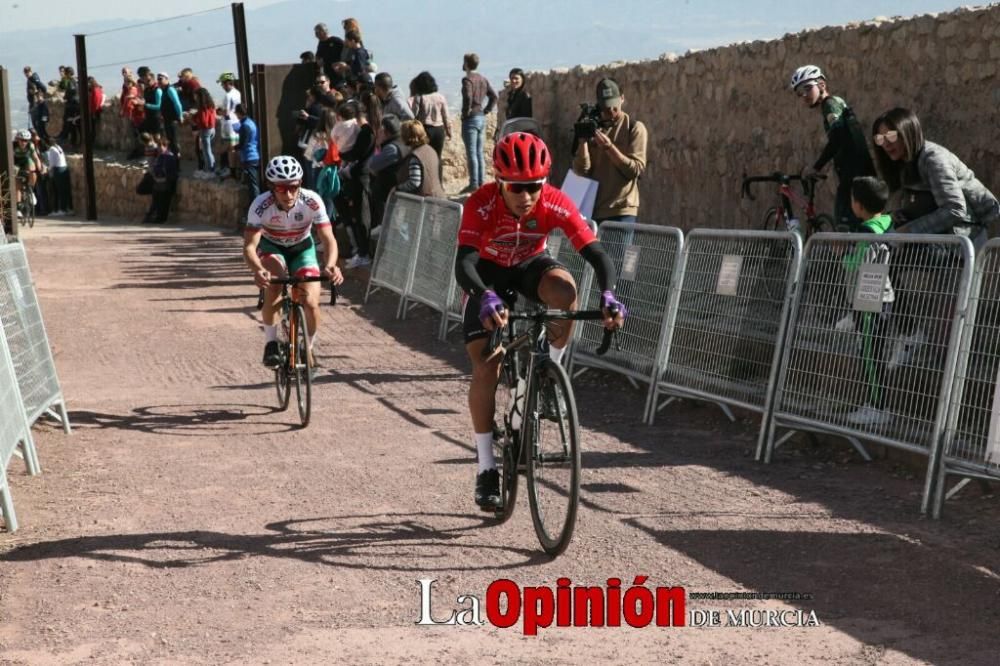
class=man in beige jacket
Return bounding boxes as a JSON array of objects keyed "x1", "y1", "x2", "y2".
[{"x1": 572, "y1": 78, "x2": 648, "y2": 225}]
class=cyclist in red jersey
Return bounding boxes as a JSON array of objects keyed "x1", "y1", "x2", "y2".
[{"x1": 455, "y1": 132, "x2": 626, "y2": 510}]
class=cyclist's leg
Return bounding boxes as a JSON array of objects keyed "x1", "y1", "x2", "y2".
[
  {"x1": 286, "y1": 239, "x2": 323, "y2": 341},
  {"x1": 521, "y1": 255, "x2": 577, "y2": 362},
  {"x1": 257, "y1": 239, "x2": 289, "y2": 345}
]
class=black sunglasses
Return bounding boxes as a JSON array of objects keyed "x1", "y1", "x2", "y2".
[{"x1": 502, "y1": 180, "x2": 544, "y2": 194}]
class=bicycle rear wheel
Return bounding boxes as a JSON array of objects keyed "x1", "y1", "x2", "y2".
[
  {"x1": 808, "y1": 213, "x2": 836, "y2": 238},
  {"x1": 274, "y1": 317, "x2": 291, "y2": 411},
  {"x1": 526, "y1": 359, "x2": 580, "y2": 557},
  {"x1": 291, "y1": 304, "x2": 312, "y2": 427},
  {"x1": 492, "y1": 358, "x2": 520, "y2": 522}
]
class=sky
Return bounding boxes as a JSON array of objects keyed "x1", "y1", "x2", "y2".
[{"x1": 0, "y1": 0, "x2": 976, "y2": 128}]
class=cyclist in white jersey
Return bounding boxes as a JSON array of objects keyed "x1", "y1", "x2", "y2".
[{"x1": 244, "y1": 155, "x2": 344, "y2": 367}]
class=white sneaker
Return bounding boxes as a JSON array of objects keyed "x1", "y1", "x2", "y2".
[
  {"x1": 845, "y1": 405, "x2": 892, "y2": 426},
  {"x1": 16, "y1": 210, "x2": 23, "y2": 219},
  {"x1": 345, "y1": 255, "x2": 371, "y2": 269},
  {"x1": 887, "y1": 330, "x2": 927, "y2": 371}
]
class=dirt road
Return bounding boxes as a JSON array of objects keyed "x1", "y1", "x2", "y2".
[{"x1": 1, "y1": 220, "x2": 998, "y2": 665}]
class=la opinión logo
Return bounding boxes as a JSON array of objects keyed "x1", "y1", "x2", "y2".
[{"x1": 415, "y1": 576, "x2": 686, "y2": 635}]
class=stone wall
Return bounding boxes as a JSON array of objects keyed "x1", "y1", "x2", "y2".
[
  {"x1": 66, "y1": 155, "x2": 247, "y2": 227},
  {"x1": 515, "y1": 5, "x2": 1000, "y2": 230}
]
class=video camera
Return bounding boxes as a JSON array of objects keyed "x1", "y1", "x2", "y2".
[{"x1": 573, "y1": 102, "x2": 602, "y2": 140}]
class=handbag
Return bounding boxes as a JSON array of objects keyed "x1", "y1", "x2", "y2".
[{"x1": 136, "y1": 172, "x2": 154, "y2": 195}]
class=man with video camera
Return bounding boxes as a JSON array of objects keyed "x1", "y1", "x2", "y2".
[{"x1": 572, "y1": 78, "x2": 648, "y2": 225}]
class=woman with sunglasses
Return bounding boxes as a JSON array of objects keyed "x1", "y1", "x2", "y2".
[
  {"x1": 791, "y1": 64, "x2": 875, "y2": 231},
  {"x1": 243, "y1": 155, "x2": 345, "y2": 369},
  {"x1": 872, "y1": 107, "x2": 998, "y2": 247},
  {"x1": 455, "y1": 132, "x2": 626, "y2": 511},
  {"x1": 871, "y1": 107, "x2": 1000, "y2": 369}
]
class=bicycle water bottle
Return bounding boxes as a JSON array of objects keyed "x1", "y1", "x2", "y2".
[
  {"x1": 786, "y1": 217, "x2": 801, "y2": 233},
  {"x1": 511, "y1": 377, "x2": 527, "y2": 431}
]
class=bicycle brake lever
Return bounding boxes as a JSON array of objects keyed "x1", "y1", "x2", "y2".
[{"x1": 596, "y1": 328, "x2": 620, "y2": 356}]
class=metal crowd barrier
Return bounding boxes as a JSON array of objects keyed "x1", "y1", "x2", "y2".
[
  {"x1": 364, "y1": 192, "x2": 426, "y2": 318},
  {"x1": 398, "y1": 197, "x2": 464, "y2": 341},
  {"x1": 0, "y1": 318, "x2": 40, "y2": 532},
  {"x1": 935, "y1": 238, "x2": 1000, "y2": 517},
  {"x1": 761, "y1": 233, "x2": 974, "y2": 514},
  {"x1": 648, "y1": 230, "x2": 801, "y2": 427},
  {"x1": 567, "y1": 222, "x2": 685, "y2": 417},
  {"x1": 0, "y1": 243, "x2": 71, "y2": 433}
]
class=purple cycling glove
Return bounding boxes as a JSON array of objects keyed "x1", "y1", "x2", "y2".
[
  {"x1": 601, "y1": 290, "x2": 627, "y2": 319},
  {"x1": 479, "y1": 290, "x2": 506, "y2": 326}
]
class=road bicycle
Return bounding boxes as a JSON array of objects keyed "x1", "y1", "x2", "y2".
[
  {"x1": 267, "y1": 275, "x2": 333, "y2": 428},
  {"x1": 485, "y1": 303, "x2": 617, "y2": 557},
  {"x1": 741, "y1": 171, "x2": 837, "y2": 239},
  {"x1": 15, "y1": 174, "x2": 35, "y2": 229}
]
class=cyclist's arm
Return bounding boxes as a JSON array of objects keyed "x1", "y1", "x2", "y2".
[
  {"x1": 243, "y1": 227, "x2": 266, "y2": 274},
  {"x1": 813, "y1": 99, "x2": 846, "y2": 171},
  {"x1": 579, "y1": 241, "x2": 617, "y2": 292},
  {"x1": 455, "y1": 245, "x2": 490, "y2": 296}
]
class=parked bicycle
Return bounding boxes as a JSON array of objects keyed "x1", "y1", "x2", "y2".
[
  {"x1": 267, "y1": 275, "x2": 334, "y2": 427},
  {"x1": 484, "y1": 305, "x2": 617, "y2": 557},
  {"x1": 741, "y1": 171, "x2": 838, "y2": 238}
]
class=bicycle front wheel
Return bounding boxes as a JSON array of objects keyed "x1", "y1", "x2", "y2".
[
  {"x1": 763, "y1": 207, "x2": 780, "y2": 232},
  {"x1": 526, "y1": 359, "x2": 581, "y2": 557},
  {"x1": 291, "y1": 304, "x2": 312, "y2": 427}
]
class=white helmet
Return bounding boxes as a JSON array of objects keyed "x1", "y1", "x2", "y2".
[
  {"x1": 16, "y1": 129, "x2": 32, "y2": 140},
  {"x1": 265, "y1": 155, "x2": 304, "y2": 183},
  {"x1": 790, "y1": 65, "x2": 824, "y2": 90}
]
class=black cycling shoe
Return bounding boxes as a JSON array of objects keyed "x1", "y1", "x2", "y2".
[
  {"x1": 475, "y1": 469, "x2": 502, "y2": 511},
  {"x1": 262, "y1": 340, "x2": 282, "y2": 367},
  {"x1": 541, "y1": 385, "x2": 565, "y2": 422}
]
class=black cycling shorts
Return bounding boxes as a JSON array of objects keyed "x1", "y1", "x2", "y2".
[{"x1": 463, "y1": 253, "x2": 566, "y2": 344}]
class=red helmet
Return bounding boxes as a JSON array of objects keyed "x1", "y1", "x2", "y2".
[{"x1": 493, "y1": 132, "x2": 551, "y2": 181}]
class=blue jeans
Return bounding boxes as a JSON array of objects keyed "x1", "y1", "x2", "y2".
[
  {"x1": 461, "y1": 114, "x2": 486, "y2": 188},
  {"x1": 244, "y1": 163, "x2": 260, "y2": 202},
  {"x1": 200, "y1": 129, "x2": 216, "y2": 173}
]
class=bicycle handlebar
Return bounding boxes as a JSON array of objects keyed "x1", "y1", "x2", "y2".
[
  {"x1": 259, "y1": 275, "x2": 338, "y2": 307},
  {"x1": 268, "y1": 275, "x2": 332, "y2": 285},
  {"x1": 740, "y1": 171, "x2": 827, "y2": 201},
  {"x1": 482, "y1": 310, "x2": 619, "y2": 360}
]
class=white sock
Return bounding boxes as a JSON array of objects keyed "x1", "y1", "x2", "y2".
[
  {"x1": 264, "y1": 324, "x2": 277, "y2": 342},
  {"x1": 309, "y1": 330, "x2": 317, "y2": 351},
  {"x1": 475, "y1": 432, "x2": 495, "y2": 473},
  {"x1": 549, "y1": 344, "x2": 566, "y2": 364}
]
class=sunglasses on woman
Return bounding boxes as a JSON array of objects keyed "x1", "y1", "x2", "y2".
[
  {"x1": 500, "y1": 180, "x2": 544, "y2": 194},
  {"x1": 874, "y1": 130, "x2": 899, "y2": 146},
  {"x1": 273, "y1": 182, "x2": 301, "y2": 194}
]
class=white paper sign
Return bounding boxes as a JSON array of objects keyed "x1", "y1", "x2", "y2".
[
  {"x1": 561, "y1": 169, "x2": 599, "y2": 221},
  {"x1": 852, "y1": 264, "x2": 889, "y2": 313},
  {"x1": 621, "y1": 246, "x2": 640, "y2": 281},
  {"x1": 716, "y1": 255, "x2": 743, "y2": 296}
]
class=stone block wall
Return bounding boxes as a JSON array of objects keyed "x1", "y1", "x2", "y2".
[
  {"x1": 514, "y1": 5, "x2": 1000, "y2": 230},
  {"x1": 66, "y1": 155, "x2": 247, "y2": 227}
]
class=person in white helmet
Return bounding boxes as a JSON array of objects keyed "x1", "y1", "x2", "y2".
[
  {"x1": 243, "y1": 155, "x2": 345, "y2": 367},
  {"x1": 790, "y1": 65, "x2": 875, "y2": 231}
]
